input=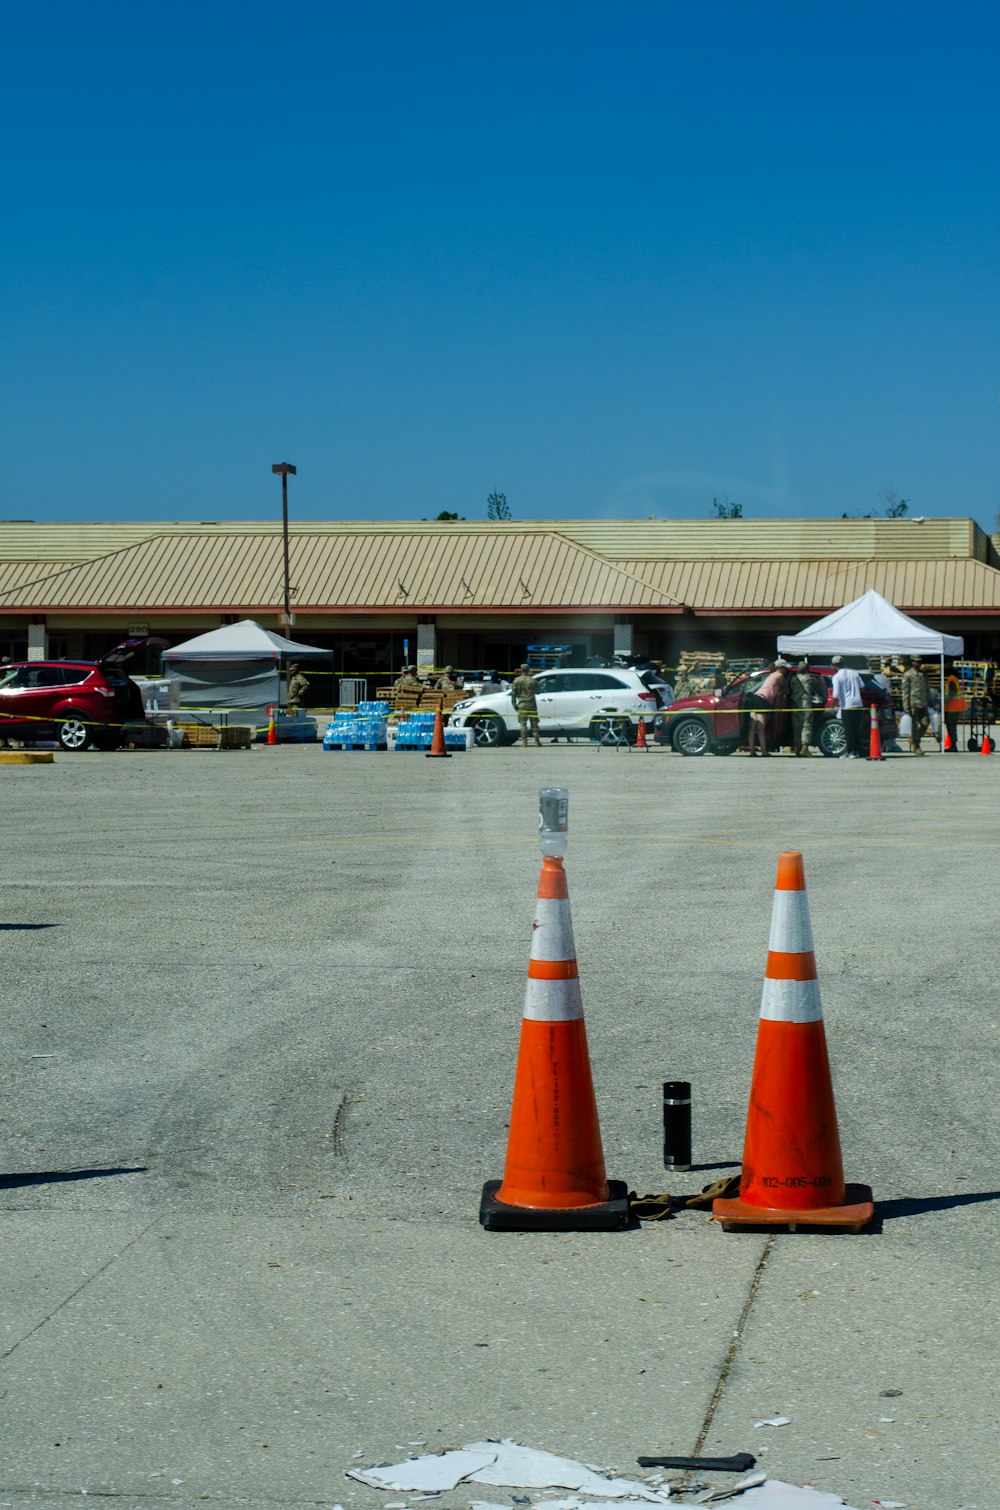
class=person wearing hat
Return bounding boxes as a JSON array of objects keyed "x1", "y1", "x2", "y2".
[
  {"x1": 510, "y1": 663, "x2": 542, "y2": 747},
  {"x1": 434, "y1": 665, "x2": 460, "y2": 691},
  {"x1": 831, "y1": 655, "x2": 866, "y2": 758},
  {"x1": 788, "y1": 658, "x2": 822, "y2": 756},
  {"x1": 392, "y1": 664, "x2": 423, "y2": 693},
  {"x1": 901, "y1": 655, "x2": 931, "y2": 755},
  {"x1": 286, "y1": 662, "x2": 310, "y2": 714}
]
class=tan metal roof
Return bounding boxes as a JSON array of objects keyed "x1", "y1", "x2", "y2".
[
  {"x1": 562, "y1": 517, "x2": 983, "y2": 561},
  {"x1": 614, "y1": 557, "x2": 1000, "y2": 613},
  {"x1": 0, "y1": 516, "x2": 984, "y2": 562},
  {"x1": 0, "y1": 531, "x2": 682, "y2": 613},
  {"x1": 0, "y1": 560, "x2": 82, "y2": 592}
]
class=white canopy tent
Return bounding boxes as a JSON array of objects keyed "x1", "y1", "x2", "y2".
[
  {"x1": 776, "y1": 589, "x2": 963, "y2": 659},
  {"x1": 162, "y1": 620, "x2": 332, "y2": 716},
  {"x1": 777, "y1": 590, "x2": 963, "y2": 742}
]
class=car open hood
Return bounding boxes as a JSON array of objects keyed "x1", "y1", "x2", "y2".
[{"x1": 98, "y1": 636, "x2": 169, "y2": 669}]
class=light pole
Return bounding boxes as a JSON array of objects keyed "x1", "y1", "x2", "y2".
[{"x1": 272, "y1": 463, "x2": 296, "y2": 631}]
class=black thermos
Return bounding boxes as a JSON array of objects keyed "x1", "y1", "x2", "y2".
[{"x1": 662, "y1": 1080, "x2": 692, "y2": 1171}]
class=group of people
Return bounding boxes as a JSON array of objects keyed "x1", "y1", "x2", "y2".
[
  {"x1": 744, "y1": 653, "x2": 950, "y2": 757},
  {"x1": 391, "y1": 664, "x2": 462, "y2": 693},
  {"x1": 744, "y1": 657, "x2": 826, "y2": 757}
]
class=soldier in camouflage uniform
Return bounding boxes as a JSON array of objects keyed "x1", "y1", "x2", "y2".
[
  {"x1": 901, "y1": 656, "x2": 931, "y2": 755},
  {"x1": 392, "y1": 665, "x2": 422, "y2": 692},
  {"x1": 511, "y1": 663, "x2": 542, "y2": 747},
  {"x1": 286, "y1": 663, "x2": 310, "y2": 714},
  {"x1": 788, "y1": 660, "x2": 821, "y2": 756}
]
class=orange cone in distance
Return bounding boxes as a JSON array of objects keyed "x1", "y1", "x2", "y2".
[
  {"x1": 266, "y1": 707, "x2": 278, "y2": 745},
  {"x1": 713, "y1": 851, "x2": 873, "y2": 1232},
  {"x1": 480, "y1": 854, "x2": 628, "y2": 1230},
  {"x1": 866, "y1": 704, "x2": 884, "y2": 761},
  {"x1": 943, "y1": 726, "x2": 954, "y2": 752},
  {"x1": 981, "y1": 733, "x2": 993, "y2": 756},
  {"x1": 425, "y1": 704, "x2": 451, "y2": 758},
  {"x1": 635, "y1": 716, "x2": 648, "y2": 750}
]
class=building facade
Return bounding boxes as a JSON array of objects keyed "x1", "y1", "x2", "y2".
[{"x1": 2, "y1": 518, "x2": 999, "y2": 687}]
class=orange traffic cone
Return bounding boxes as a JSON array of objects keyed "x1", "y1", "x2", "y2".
[
  {"x1": 635, "y1": 716, "x2": 648, "y2": 750},
  {"x1": 866, "y1": 704, "x2": 884, "y2": 761},
  {"x1": 480, "y1": 854, "x2": 629, "y2": 1230},
  {"x1": 943, "y1": 726, "x2": 954, "y2": 752},
  {"x1": 266, "y1": 707, "x2": 278, "y2": 746},
  {"x1": 425, "y1": 705, "x2": 451, "y2": 758},
  {"x1": 713, "y1": 851, "x2": 873, "y2": 1232},
  {"x1": 981, "y1": 733, "x2": 993, "y2": 756}
]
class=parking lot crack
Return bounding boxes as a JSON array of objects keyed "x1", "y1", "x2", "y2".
[
  {"x1": 690, "y1": 1235, "x2": 774, "y2": 1459},
  {"x1": 1, "y1": 1215, "x2": 162, "y2": 1362}
]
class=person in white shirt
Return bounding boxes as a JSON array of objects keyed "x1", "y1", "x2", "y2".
[{"x1": 831, "y1": 655, "x2": 866, "y2": 758}]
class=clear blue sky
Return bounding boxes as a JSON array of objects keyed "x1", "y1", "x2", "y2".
[{"x1": 2, "y1": 1, "x2": 998, "y2": 531}]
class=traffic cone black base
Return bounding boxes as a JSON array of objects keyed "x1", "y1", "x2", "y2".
[
  {"x1": 713, "y1": 1182, "x2": 874, "y2": 1233},
  {"x1": 479, "y1": 1178, "x2": 631, "y2": 1231},
  {"x1": 481, "y1": 853, "x2": 626, "y2": 1233}
]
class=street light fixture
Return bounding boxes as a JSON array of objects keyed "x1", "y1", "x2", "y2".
[{"x1": 272, "y1": 463, "x2": 296, "y2": 630}]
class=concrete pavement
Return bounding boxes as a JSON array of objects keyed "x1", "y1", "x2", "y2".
[{"x1": 2, "y1": 743, "x2": 997, "y2": 1509}]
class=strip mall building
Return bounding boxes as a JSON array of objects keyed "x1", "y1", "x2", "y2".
[{"x1": 2, "y1": 516, "x2": 999, "y2": 677}]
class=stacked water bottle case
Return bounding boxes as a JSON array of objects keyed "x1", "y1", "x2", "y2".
[
  {"x1": 393, "y1": 711, "x2": 470, "y2": 751},
  {"x1": 322, "y1": 702, "x2": 390, "y2": 751}
]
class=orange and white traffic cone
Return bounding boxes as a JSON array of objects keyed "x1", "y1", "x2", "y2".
[
  {"x1": 713, "y1": 851, "x2": 873, "y2": 1232},
  {"x1": 425, "y1": 705, "x2": 451, "y2": 759},
  {"x1": 866, "y1": 704, "x2": 884, "y2": 761},
  {"x1": 266, "y1": 707, "x2": 278, "y2": 746},
  {"x1": 480, "y1": 853, "x2": 628, "y2": 1230},
  {"x1": 635, "y1": 716, "x2": 648, "y2": 750}
]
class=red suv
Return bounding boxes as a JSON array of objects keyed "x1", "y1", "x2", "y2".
[
  {"x1": 0, "y1": 641, "x2": 151, "y2": 751},
  {"x1": 653, "y1": 666, "x2": 897, "y2": 757}
]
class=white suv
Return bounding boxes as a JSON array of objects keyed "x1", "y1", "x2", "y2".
[{"x1": 450, "y1": 668, "x2": 663, "y2": 746}]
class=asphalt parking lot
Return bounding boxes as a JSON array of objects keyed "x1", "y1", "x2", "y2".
[{"x1": 2, "y1": 743, "x2": 998, "y2": 1510}]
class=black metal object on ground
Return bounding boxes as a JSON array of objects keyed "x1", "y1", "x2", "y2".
[{"x1": 637, "y1": 1453, "x2": 755, "y2": 1472}]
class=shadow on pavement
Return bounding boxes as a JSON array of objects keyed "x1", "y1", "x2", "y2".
[
  {"x1": 875, "y1": 1189, "x2": 1000, "y2": 1222},
  {"x1": 0, "y1": 923, "x2": 61, "y2": 930},
  {"x1": 0, "y1": 1165, "x2": 147, "y2": 1189}
]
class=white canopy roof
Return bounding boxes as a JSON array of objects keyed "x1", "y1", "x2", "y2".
[
  {"x1": 777, "y1": 589, "x2": 963, "y2": 657},
  {"x1": 162, "y1": 619, "x2": 331, "y2": 662}
]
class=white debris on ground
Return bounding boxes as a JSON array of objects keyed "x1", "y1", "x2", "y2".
[
  {"x1": 346, "y1": 1439, "x2": 874, "y2": 1510},
  {"x1": 713, "y1": 1484, "x2": 862, "y2": 1509},
  {"x1": 348, "y1": 1448, "x2": 499, "y2": 1493},
  {"x1": 348, "y1": 1441, "x2": 670, "y2": 1500},
  {"x1": 752, "y1": 1417, "x2": 791, "y2": 1430}
]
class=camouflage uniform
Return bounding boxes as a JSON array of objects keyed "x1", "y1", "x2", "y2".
[
  {"x1": 393, "y1": 667, "x2": 423, "y2": 692},
  {"x1": 901, "y1": 664, "x2": 930, "y2": 754},
  {"x1": 788, "y1": 666, "x2": 820, "y2": 755},
  {"x1": 511, "y1": 667, "x2": 541, "y2": 746},
  {"x1": 287, "y1": 665, "x2": 310, "y2": 714},
  {"x1": 434, "y1": 666, "x2": 460, "y2": 691}
]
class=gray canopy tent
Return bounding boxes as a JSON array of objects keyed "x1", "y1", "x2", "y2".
[
  {"x1": 162, "y1": 620, "x2": 332, "y2": 717},
  {"x1": 777, "y1": 589, "x2": 963, "y2": 735}
]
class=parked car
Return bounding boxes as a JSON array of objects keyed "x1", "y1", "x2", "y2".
[
  {"x1": 449, "y1": 667, "x2": 664, "y2": 746},
  {"x1": 652, "y1": 667, "x2": 897, "y2": 757},
  {"x1": 0, "y1": 641, "x2": 152, "y2": 750}
]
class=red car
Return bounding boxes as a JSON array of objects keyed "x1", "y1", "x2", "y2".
[
  {"x1": 653, "y1": 666, "x2": 897, "y2": 757},
  {"x1": 0, "y1": 640, "x2": 152, "y2": 751}
]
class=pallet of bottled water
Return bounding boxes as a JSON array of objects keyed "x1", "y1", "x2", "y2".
[
  {"x1": 392, "y1": 711, "x2": 470, "y2": 751},
  {"x1": 323, "y1": 705, "x2": 389, "y2": 751}
]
